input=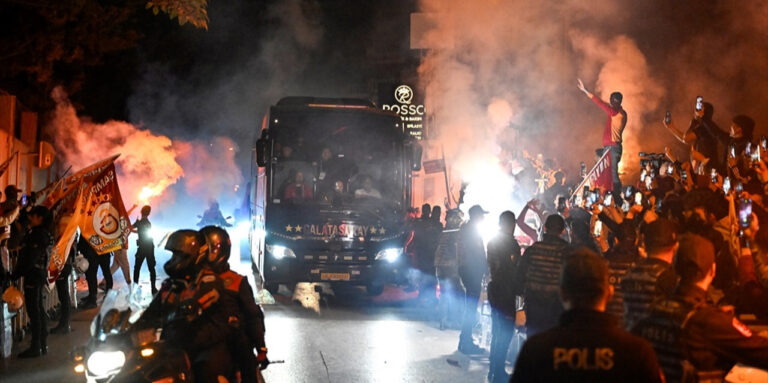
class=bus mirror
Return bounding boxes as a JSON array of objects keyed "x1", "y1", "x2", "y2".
[
  {"x1": 411, "y1": 143, "x2": 423, "y2": 171},
  {"x1": 255, "y1": 139, "x2": 270, "y2": 167}
]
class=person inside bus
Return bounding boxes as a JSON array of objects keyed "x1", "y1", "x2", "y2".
[
  {"x1": 354, "y1": 176, "x2": 382, "y2": 199},
  {"x1": 280, "y1": 145, "x2": 294, "y2": 160},
  {"x1": 316, "y1": 147, "x2": 334, "y2": 181},
  {"x1": 284, "y1": 171, "x2": 313, "y2": 201},
  {"x1": 320, "y1": 180, "x2": 347, "y2": 204}
]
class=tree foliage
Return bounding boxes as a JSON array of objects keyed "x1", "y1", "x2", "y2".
[
  {"x1": 0, "y1": 0, "x2": 209, "y2": 111},
  {"x1": 146, "y1": 0, "x2": 209, "y2": 29}
]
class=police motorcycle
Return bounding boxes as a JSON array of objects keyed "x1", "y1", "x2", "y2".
[
  {"x1": 73, "y1": 230, "x2": 214, "y2": 382},
  {"x1": 196, "y1": 202, "x2": 233, "y2": 227},
  {"x1": 72, "y1": 287, "x2": 193, "y2": 382}
]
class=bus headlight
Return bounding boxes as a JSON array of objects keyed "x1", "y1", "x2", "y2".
[
  {"x1": 87, "y1": 350, "x2": 125, "y2": 377},
  {"x1": 375, "y1": 248, "x2": 403, "y2": 263},
  {"x1": 266, "y1": 244, "x2": 296, "y2": 260}
]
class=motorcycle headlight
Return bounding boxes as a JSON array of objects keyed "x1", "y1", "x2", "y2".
[
  {"x1": 266, "y1": 244, "x2": 296, "y2": 260},
  {"x1": 375, "y1": 247, "x2": 403, "y2": 263},
  {"x1": 87, "y1": 350, "x2": 126, "y2": 377}
]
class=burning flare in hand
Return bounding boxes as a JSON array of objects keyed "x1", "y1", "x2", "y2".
[{"x1": 139, "y1": 186, "x2": 161, "y2": 205}]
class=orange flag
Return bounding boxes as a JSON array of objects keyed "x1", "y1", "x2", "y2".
[{"x1": 46, "y1": 155, "x2": 131, "y2": 282}]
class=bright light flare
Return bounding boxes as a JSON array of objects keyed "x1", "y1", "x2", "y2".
[
  {"x1": 478, "y1": 220, "x2": 499, "y2": 245},
  {"x1": 87, "y1": 350, "x2": 125, "y2": 377},
  {"x1": 375, "y1": 248, "x2": 403, "y2": 263},
  {"x1": 266, "y1": 244, "x2": 296, "y2": 260},
  {"x1": 234, "y1": 221, "x2": 250, "y2": 238},
  {"x1": 149, "y1": 227, "x2": 163, "y2": 241},
  {"x1": 458, "y1": 155, "x2": 522, "y2": 244},
  {"x1": 138, "y1": 186, "x2": 162, "y2": 205}
]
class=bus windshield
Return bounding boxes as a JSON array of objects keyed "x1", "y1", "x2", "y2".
[{"x1": 269, "y1": 109, "x2": 404, "y2": 209}]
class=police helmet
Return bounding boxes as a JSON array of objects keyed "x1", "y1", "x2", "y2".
[
  {"x1": 163, "y1": 229, "x2": 204, "y2": 279},
  {"x1": 199, "y1": 225, "x2": 232, "y2": 273}
]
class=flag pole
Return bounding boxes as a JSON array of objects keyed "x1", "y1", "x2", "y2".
[
  {"x1": 570, "y1": 147, "x2": 612, "y2": 200},
  {"x1": 441, "y1": 145, "x2": 452, "y2": 209}
]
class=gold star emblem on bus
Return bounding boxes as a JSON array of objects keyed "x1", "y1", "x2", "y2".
[
  {"x1": 379, "y1": 227, "x2": 386, "y2": 235},
  {"x1": 294, "y1": 225, "x2": 302, "y2": 233},
  {"x1": 370, "y1": 227, "x2": 378, "y2": 234},
  {"x1": 285, "y1": 225, "x2": 293, "y2": 232}
]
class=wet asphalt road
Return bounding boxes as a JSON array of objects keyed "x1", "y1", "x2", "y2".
[
  {"x1": 261, "y1": 284, "x2": 491, "y2": 383},
  {"x1": 0, "y1": 279, "x2": 494, "y2": 383}
]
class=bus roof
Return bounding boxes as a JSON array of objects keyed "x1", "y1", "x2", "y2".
[
  {"x1": 265, "y1": 97, "x2": 403, "y2": 138},
  {"x1": 276, "y1": 96, "x2": 375, "y2": 108},
  {"x1": 273, "y1": 97, "x2": 400, "y2": 119}
]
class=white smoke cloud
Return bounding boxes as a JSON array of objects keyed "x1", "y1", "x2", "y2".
[{"x1": 416, "y1": 0, "x2": 669, "y2": 217}]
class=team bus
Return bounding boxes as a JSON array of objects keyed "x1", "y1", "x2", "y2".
[{"x1": 250, "y1": 97, "x2": 421, "y2": 295}]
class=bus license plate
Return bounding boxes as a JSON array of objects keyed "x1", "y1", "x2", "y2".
[{"x1": 321, "y1": 273, "x2": 350, "y2": 281}]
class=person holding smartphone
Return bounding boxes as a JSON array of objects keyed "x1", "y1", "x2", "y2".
[
  {"x1": 578, "y1": 78, "x2": 627, "y2": 193},
  {"x1": 663, "y1": 99, "x2": 722, "y2": 172},
  {"x1": 703, "y1": 114, "x2": 754, "y2": 177}
]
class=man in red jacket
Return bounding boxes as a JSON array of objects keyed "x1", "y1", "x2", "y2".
[{"x1": 578, "y1": 78, "x2": 627, "y2": 193}]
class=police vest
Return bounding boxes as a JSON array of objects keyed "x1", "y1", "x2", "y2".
[
  {"x1": 635, "y1": 298, "x2": 724, "y2": 383},
  {"x1": 621, "y1": 261, "x2": 670, "y2": 330},
  {"x1": 606, "y1": 260, "x2": 634, "y2": 324},
  {"x1": 523, "y1": 239, "x2": 569, "y2": 295}
]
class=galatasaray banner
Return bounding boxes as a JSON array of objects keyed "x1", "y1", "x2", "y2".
[
  {"x1": 43, "y1": 155, "x2": 119, "y2": 208},
  {"x1": 78, "y1": 162, "x2": 131, "y2": 254},
  {"x1": 46, "y1": 156, "x2": 131, "y2": 282},
  {"x1": 571, "y1": 148, "x2": 614, "y2": 199}
]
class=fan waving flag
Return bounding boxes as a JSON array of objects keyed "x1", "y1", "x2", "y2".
[
  {"x1": 572, "y1": 148, "x2": 613, "y2": 198},
  {"x1": 45, "y1": 155, "x2": 131, "y2": 283}
]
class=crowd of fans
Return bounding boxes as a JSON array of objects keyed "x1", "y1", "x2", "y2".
[
  {"x1": 405, "y1": 103, "x2": 768, "y2": 382},
  {"x1": 0, "y1": 191, "x2": 156, "y2": 358}
]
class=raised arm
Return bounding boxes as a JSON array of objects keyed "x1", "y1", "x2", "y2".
[
  {"x1": 516, "y1": 199, "x2": 541, "y2": 242},
  {"x1": 578, "y1": 78, "x2": 612, "y2": 114},
  {"x1": 0, "y1": 205, "x2": 19, "y2": 227},
  {"x1": 664, "y1": 116, "x2": 692, "y2": 144}
]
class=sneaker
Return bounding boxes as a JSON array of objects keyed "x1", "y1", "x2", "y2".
[{"x1": 80, "y1": 300, "x2": 97, "y2": 310}]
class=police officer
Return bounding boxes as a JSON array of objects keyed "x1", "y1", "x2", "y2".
[
  {"x1": 621, "y1": 218, "x2": 679, "y2": 331},
  {"x1": 486, "y1": 211, "x2": 521, "y2": 383},
  {"x1": 604, "y1": 222, "x2": 639, "y2": 326},
  {"x1": 198, "y1": 225, "x2": 268, "y2": 381},
  {"x1": 11, "y1": 206, "x2": 54, "y2": 358},
  {"x1": 635, "y1": 234, "x2": 768, "y2": 382},
  {"x1": 136, "y1": 229, "x2": 234, "y2": 381},
  {"x1": 510, "y1": 249, "x2": 663, "y2": 383},
  {"x1": 514, "y1": 214, "x2": 570, "y2": 336},
  {"x1": 457, "y1": 204, "x2": 489, "y2": 354}
]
